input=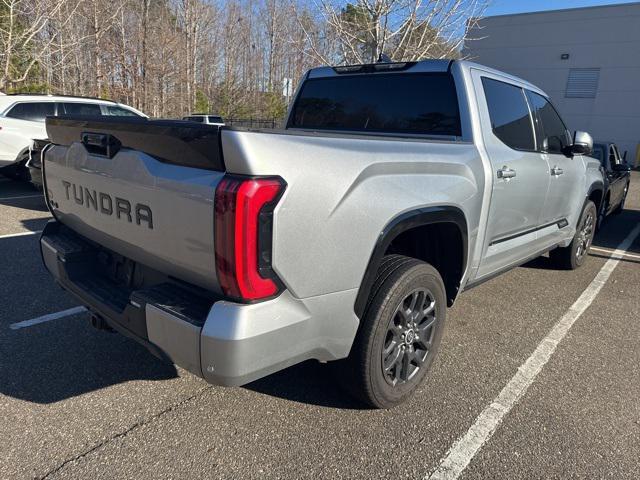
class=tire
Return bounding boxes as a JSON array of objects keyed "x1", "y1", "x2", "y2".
[
  {"x1": 340, "y1": 255, "x2": 447, "y2": 409},
  {"x1": 612, "y1": 183, "x2": 629, "y2": 215},
  {"x1": 0, "y1": 157, "x2": 30, "y2": 182},
  {"x1": 549, "y1": 200, "x2": 597, "y2": 270}
]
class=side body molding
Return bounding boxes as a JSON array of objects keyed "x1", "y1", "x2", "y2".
[{"x1": 354, "y1": 206, "x2": 468, "y2": 319}]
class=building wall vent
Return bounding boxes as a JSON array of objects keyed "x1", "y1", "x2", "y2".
[{"x1": 565, "y1": 68, "x2": 600, "y2": 98}]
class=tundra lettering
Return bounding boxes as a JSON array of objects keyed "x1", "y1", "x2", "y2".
[
  {"x1": 99, "y1": 192, "x2": 112, "y2": 215},
  {"x1": 61, "y1": 179, "x2": 153, "y2": 229},
  {"x1": 42, "y1": 60, "x2": 604, "y2": 408}
]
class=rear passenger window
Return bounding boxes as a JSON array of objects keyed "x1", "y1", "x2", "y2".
[
  {"x1": 103, "y1": 105, "x2": 139, "y2": 116},
  {"x1": 61, "y1": 103, "x2": 102, "y2": 116},
  {"x1": 525, "y1": 91, "x2": 570, "y2": 155},
  {"x1": 482, "y1": 77, "x2": 535, "y2": 150},
  {"x1": 6, "y1": 102, "x2": 55, "y2": 122}
]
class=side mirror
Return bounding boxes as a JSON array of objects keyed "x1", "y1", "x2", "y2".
[
  {"x1": 623, "y1": 150, "x2": 628, "y2": 161},
  {"x1": 570, "y1": 131, "x2": 593, "y2": 156}
]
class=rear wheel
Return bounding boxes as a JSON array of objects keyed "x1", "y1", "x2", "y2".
[
  {"x1": 550, "y1": 200, "x2": 596, "y2": 270},
  {"x1": 340, "y1": 255, "x2": 446, "y2": 409}
]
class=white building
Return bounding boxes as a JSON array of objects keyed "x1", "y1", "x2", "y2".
[{"x1": 465, "y1": 2, "x2": 640, "y2": 165}]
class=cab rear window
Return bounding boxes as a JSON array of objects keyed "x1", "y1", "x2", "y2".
[{"x1": 288, "y1": 73, "x2": 461, "y2": 137}]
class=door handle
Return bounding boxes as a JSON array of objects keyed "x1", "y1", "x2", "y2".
[
  {"x1": 497, "y1": 166, "x2": 516, "y2": 179},
  {"x1": 551, "y1": 166, "x2": 564, "y2": 176}
]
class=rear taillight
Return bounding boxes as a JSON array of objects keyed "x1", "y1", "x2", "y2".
[{"x1": 214, "y1": 175, "x2": 285, "y2": 301}]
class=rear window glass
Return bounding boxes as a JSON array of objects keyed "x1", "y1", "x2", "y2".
[
  {"x1": 61, "y1": 102, "x2": 102, "y2": 116},
  {"x1": 289, "y1": 73, "x2": 461, "y2": 137},
  {"x1": 482, "y1": 77, "x2": 535, "y2": 151},
  {"x1": 184, "y1": 116, "x2": 204, "y2": 123},
  {"x1": 208, "y1": 116, "x2": 223, "y2": 123},
  {"x1": 6, "y1": 102, "x2": 55, "y2": 122}
]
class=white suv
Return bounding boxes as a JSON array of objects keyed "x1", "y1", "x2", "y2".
[{"x1": 0, "y1": 94, "x2": 146, "y2": 169}]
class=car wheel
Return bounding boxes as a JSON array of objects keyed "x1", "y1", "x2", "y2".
[
  {"x1": 612, "y1": 183, "x2": 629, "y2": 215},
  {"x1": 550, "y1": 200, "x2": 597, "y2": 270},
  {"x1": 340, "y1": 255, "x2": 446, "y2": 409}
]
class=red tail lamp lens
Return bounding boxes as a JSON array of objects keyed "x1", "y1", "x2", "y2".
[{"x1": 214, "y1": 176, "x2": 285, "y2": 300}]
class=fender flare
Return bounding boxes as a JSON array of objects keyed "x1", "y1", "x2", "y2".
[
  {"x1": 587, "y1": 180, "x2": 604, "y2": 198},
  {"x1": 354, "y1": 206, "x2": 468, "y2": 319},
  {"x1": 586, "y1": 180, "x2": 604, "y2": 216}
]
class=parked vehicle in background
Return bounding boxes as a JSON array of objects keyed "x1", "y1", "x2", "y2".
[
  {"x1": 0, "y1": 94, "x2": 146, "y2": 181},
  {"x1": 40, "y1": 60, "x2": 604, "y2": 408},
  {"x1": 590, "y1": 141, "x2": 631, "y2": 227},
  {"x1": 25, "y1": 138, "x2": 49, "y2": 190},
  {"x1": 182, "y1": 114, "x2": 225, "y2": 126}
]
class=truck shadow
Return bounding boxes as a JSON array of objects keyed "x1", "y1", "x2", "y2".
[
  {"x1": 0, "y1": 316, "x2": 179, "y2": 404},
  {"x1": 244, "y1": 361, "x2": 367, "y2": 410},
  {"x1": 0, "y1": 233, "x2": 178, "y2": 404},
  {"x1": 1, "y1": 311, "x2": 179, "y2": 404}
]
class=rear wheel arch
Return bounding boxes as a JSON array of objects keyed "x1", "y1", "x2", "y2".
[
  {"x1": 354, "y1": 206, "x2": 468, "y2": 318},
  {"x1": 587, "y1": 183, "x2": 604, "y2": 215}
]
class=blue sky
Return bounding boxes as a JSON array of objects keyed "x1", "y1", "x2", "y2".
[{"x1": 485, "y1": 0, "x2": 639, "y2": 16}]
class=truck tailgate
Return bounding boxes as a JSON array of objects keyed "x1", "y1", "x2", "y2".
[{"x1": 43, "y1": 117, "x2": 225, "y2": 293}]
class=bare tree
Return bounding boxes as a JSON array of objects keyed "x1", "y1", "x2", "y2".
[
  {"x1": 310, "y1": 0, "x2": 488, "y2": 64},
  {"x1": 0, "y1": 0, "x2": 489, "y2": 118},
  {"x1": 0, "y1": 0, "x2": 81, "y2": 90}
]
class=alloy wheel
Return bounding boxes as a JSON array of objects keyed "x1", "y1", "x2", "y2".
[
  {"x1": 381, "y1": 288, "x2": 437, "y2": 386},
  {"x1": 576, "y1": 209, "x2": 594, "y2": 260}
]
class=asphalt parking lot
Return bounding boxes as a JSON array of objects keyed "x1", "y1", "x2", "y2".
[{"x1": 2, "y1": 173, "x2": 639, "y2": 480}]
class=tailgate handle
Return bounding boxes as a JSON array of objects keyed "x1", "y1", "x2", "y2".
[{"x1": 81, "y1": 132, "x2": 121, "y2": 158}]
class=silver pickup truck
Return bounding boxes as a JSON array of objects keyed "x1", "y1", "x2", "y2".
[{"x1": 40, "y1": 60, "x2": 603, "y2": 408}]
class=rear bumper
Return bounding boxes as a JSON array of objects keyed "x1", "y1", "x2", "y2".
[{"x1": 40, "y1": 221, "x2": 358, "y2": 386}]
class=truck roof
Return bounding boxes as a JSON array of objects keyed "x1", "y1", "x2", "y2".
[{"x1": 307, "y1": 59, "x2": 548, "y2": 98}]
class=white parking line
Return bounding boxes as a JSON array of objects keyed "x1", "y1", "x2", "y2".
[
  {"x1": 9, "y1": 306, "x2": 87, "y2": 330},
  {"x1": 590, "y1": 246, "x2": 640, "y2": 261},
  {"x1": 427, "y1": 223, "x2": 640, "y2": 480},
  {"x1": 0, "y1": 194, "x2": 43, "y2": 201},
  {"x1": 0, "y1": 230, "x2": 42, "y2": 239}
]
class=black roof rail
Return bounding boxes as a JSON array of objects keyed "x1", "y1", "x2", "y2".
[{"x1": 5, "y1": 93, "x2": 117, "y2": 103}]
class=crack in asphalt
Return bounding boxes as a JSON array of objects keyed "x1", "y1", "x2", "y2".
[{"x1": 38, "y1": 385, "x2": 213, "y2": 479}]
